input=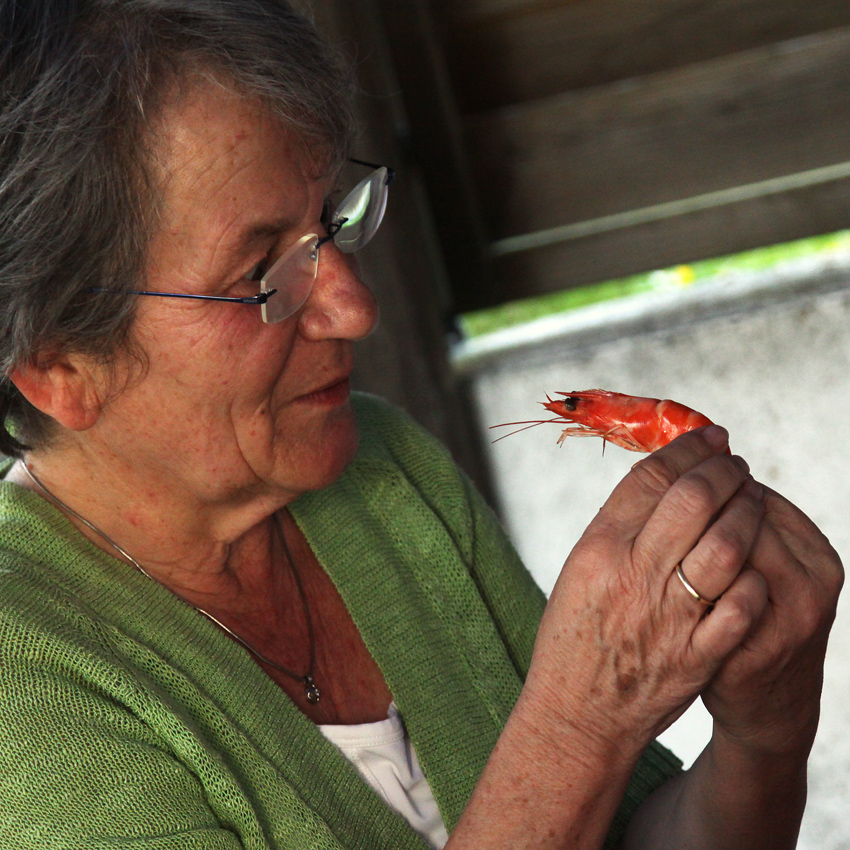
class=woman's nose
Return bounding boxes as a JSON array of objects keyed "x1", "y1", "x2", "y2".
[{"x1": 297, "y1": 242, "x2": 379, "y2": 341}]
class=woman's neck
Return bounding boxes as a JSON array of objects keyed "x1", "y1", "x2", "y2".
[{"x1": 7, "y1": 445, "x2": 294, "y2": 601}]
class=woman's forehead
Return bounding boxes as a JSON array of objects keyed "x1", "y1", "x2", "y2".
[
  {"x1": 153, "y1": 77, "x2": 337, "y2": 186},
  {"x1": 142, "y1": 82, "x2": 338, "y2": 275},
  {"x1": 152, "y1": 84, "x2": 333, "y2": 229}
]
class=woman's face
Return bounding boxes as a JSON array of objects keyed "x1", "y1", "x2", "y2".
[{"x1": 94, "y1": 80, "x2": 378, "y2": 507}]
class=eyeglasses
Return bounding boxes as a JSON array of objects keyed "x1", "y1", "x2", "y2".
[{"x1": 92, "y1": 158, "x2": 394, "y2": 323}]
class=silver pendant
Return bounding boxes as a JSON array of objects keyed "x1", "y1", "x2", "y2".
[{"x1": 304, "y1": 675, "x2": 321, "y2": 704}]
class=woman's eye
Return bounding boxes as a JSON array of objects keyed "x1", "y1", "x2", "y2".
[
  {"x1": 320, "y1": 200, "x2": 333, "y2": 227},
  {"x1": 247, "y1": 260, "x2": 267, "y2": 282}
]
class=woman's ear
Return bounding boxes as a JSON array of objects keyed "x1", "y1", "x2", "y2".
[{"x1": 8, "y1": 352, "x2": 104, "y2": 432}]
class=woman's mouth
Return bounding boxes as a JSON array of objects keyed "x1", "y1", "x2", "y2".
[{"x1": 297, "y1": 376, "x2": 351, "y2": 406}]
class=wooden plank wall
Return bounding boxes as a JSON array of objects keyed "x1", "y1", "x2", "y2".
[
  {"x1": 306, "y1": 0, "x2": 496, "y2": 496},
  {"x1": 427, "y1": 0, "x2": 850, "y2": 303},
  {"x1": 300, "y1": 0, "x2": 850, "y2": 488}
]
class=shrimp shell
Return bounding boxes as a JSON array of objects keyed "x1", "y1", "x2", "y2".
[{"x1": 491, "y1": 389, "x2": 717, "y2": 453}]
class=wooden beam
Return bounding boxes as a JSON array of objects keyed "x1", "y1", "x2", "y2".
[
  {"x1": 436, "y1": 0, "x2": 850, "y2": 111},
  {"x1": 494, "y1": 173, "x2": 850, "y2": 300},
  {"x1": 466, "y1": 27, "x2": 850, "y2": 240}
]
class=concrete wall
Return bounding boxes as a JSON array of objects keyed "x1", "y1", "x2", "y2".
[{"x1": 453, "y1": 253, "x2": 850, "y2": 849}]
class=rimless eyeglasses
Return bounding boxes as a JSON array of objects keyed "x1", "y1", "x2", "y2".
[{"x1": 92, "y1": 159, "x2": 394, "y2": 324}]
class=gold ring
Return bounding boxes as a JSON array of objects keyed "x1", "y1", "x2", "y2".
[{"x1": 675, "y1": 564, "x2": 715, "y2": 607}]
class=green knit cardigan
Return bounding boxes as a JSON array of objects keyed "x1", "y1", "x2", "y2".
[{"x1": 0, "y1": 393, "x2": 680, "y2": 849}]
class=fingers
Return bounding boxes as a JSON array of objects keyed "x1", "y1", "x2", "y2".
[
  {"x1": 594, "y1": 425, "x2": 732, "y2": 542},
  {"x1": 691, "y1": 568, "x2": 768, "y2": 664},
  {"x1": 731, "y1": 487, "x2": 844, "y2": 657},
  {"x1": 666, "y1": 477, "x2": 766, "y2": 607},
  {"x1": 655, "y1": 476, "x2": 767, "y2": 667},
  {"x1": 581, "y1": 423, "x2": 765, "y2": 620},
  {"x1": 751, "y1": 486, "x2": 844, "y2": 600},
  {"x1": 539, "y1": 427, "x2": 821, "y2": 744},
  {"x1": 699, "y1": 490, "x2": 843, "y2": 758},
  {"x1": 638, "y1": 451, "x2": 754, "y2": 566}
]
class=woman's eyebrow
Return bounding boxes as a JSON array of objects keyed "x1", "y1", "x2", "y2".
[
  {"x1": 212, "y1": 216, "x2": 301, "y2": 276},
  {"x1": 232, "y1": 216, "x2": 299, "y2": 253},
  {"x1": 247, "y1": 218, "x2": 294, "y2": 240}
]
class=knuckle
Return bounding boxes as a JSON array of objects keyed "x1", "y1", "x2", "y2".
[
  {"x1": 673, "y1": 456, "x2": 748, "y2": 519},
  {"x1": 828, "y1": 566, "x2": 845, "y2": 599},
  {"x1": 822, "y1": 553, "x2": 845, "y2": 597},
  {"x1": 701, "y1": 528, "x2": 750, "y2": 571},
  {"x1": 797, "y1": 580, "x2": 840, "y2": 634},
  {"x1": 670, "y1": 472, "x2": 720, "y2": 522},
  {"x1": 810, "y1": 562, "x2": 845, "y2": 610},
  {"x1": 629, "y1": 454, "x2": 680, "y2": 497},
  {"x1": 714, "y1": 590, "x2": 757, "y2": 637}
]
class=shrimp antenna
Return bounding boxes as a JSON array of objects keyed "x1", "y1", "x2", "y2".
[{"x1": 488, "y1": 417, "x2": 563, "y2": 443}]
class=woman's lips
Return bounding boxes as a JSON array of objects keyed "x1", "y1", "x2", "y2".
[{"x1": 296, "y1": 376, "x2": 351, "y2": 406}]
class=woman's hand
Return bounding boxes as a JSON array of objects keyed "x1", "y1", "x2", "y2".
[
  {"x1": 623, "y1": 487, "x2": 842, "y2": 850},
  {"x1": 450, "y1": 426, "x2": 770, "y2": 850},
  {"x1": 523, "y1": 425, "x2": 768, "y2": 756},
  {"x1": 702, "y1": 485, "x2": 843, "y2": 756}
]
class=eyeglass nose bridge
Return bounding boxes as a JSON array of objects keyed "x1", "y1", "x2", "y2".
[{"x1": 315, "y1": 216, "x2": 348, "y2": 250}]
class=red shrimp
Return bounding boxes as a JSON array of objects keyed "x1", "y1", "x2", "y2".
[{"x1": 490, "y1": 389, "x2": 719, "y2": 453}]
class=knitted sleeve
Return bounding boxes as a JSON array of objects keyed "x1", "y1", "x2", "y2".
[
  {"x1": 0, "y1": 648, "x2": 246, "y2": 849},
  {"x1": 353, "y1": 394, "x2": 682, "y2": 848}
]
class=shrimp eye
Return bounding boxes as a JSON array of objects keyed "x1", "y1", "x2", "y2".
[{"x1": 563, "y1": 396, "x2": 579, "y2": 412}]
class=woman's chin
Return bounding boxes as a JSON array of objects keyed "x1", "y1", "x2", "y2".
[{"x1": 274, "y1": 408, "x2": 360, "y2": 496}]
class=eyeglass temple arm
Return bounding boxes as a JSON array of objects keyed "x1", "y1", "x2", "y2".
[
  {"x1": 348, "y1": 157, "x2": 395, "y2": 185},
  {"x1": 90, "y1": 287, "x2": 277, "y2": 305}
]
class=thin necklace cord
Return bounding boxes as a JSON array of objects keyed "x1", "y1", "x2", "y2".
[{"x1": 20, "y1": 461, "x2": 321, "y2": 704}]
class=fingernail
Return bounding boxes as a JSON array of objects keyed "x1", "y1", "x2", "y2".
[{"x1": 702, "y1": 425, "x2": 729, "y2": 450}]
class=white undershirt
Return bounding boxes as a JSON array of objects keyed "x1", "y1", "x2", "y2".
[{"x1": 318, "y1": 703, "x2": 449, "y2": 849}]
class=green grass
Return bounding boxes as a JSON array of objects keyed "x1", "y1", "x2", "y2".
[{"x1": 459, "y1": 230, "x2": 850, "y2": 338}]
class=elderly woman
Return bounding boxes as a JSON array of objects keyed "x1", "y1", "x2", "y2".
[{"x1": 0, "y1": 2, "x2": 841, "y2": 849}]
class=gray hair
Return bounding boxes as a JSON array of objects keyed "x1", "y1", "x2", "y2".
[{"x1": 0, "y1": 0, "x2": 357, "y2": 456}]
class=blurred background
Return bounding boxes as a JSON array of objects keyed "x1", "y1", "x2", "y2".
[{"x1": 306, "y1": 2, "x2": 850, "y2": 846}]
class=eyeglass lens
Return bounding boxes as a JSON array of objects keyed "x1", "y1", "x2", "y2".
[
  {"x1": 333, "y1": 168, "x2": 390, "y2": 254},
  {"x1": 260, "y1": 234, "x2": 319, "y2": 324},
  {"x1": 259, "y1": 166, "x2": 390, "y2": 323}
]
